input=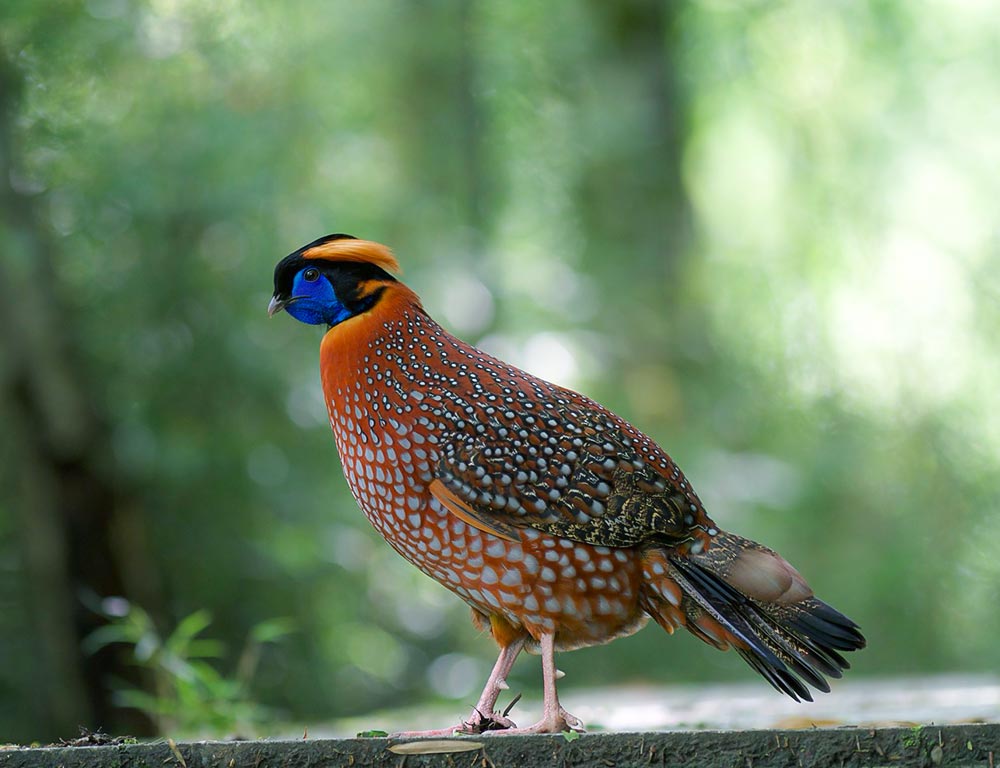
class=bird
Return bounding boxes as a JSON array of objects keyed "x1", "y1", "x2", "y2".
[{"x1": 268, "y1": 234, "x2": 865, "y2": 735}]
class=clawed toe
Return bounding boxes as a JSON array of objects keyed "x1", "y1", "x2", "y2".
[
  {"x1": 393, "y1": 706, "x2": 583, "y2": 738},
  {"x1": 558, "y1": 707, "x2": 585, "y2": 733},
  {"x1": 472, "y1": 711, "x2": 518, "y2": 732},
  {"x1": 393, "y1": 707, "x2": 518, "y2": 738},
  {"x1": 479, "y1": 707, "x2": 585, "y2": 736}
]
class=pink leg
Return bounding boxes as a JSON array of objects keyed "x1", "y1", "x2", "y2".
[
  {"x1": 392, "y1": 637, "x2": 526, "y2": 737},
  {"x1": 483, "y1": 633, "x2": 584, "y2": 735},
  {"x1": 470, "y1": 635, "x2": 525, "y2": 727}
]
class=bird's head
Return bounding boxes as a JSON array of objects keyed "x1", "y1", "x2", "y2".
[{"x1": 268, "y1": 234, "x2": 401, "y2": 327}]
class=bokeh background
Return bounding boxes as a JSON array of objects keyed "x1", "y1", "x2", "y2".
[{"x1": 2, "y1": 0, "x2": 999, "y2": 743}]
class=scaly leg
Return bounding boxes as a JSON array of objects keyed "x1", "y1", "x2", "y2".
[
  {"x1": 468, "y1": 635, "x2": 526, "y2": 729},
  {"x1": 483, "y1": 633, "x2": 584, "y2": 735},
  {"x1": 392, "y1": 636, "x2": 526, "y2": 737}
]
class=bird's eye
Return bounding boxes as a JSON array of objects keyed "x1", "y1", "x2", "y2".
[{"x1": 303, "y1": 268, "x2": 320, "y2": 282}]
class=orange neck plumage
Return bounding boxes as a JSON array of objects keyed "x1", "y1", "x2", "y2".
[{"x1": 318, "y1": 281, "x2": 424, "y2": 396}]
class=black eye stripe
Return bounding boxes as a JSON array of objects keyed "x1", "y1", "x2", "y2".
[{"x1": 274, "y1": 253, "x2": 397, "y2": 299}]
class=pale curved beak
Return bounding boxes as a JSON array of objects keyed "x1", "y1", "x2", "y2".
[{"x1": 267, "y1": 295, "x2": 287, "y2": 317}]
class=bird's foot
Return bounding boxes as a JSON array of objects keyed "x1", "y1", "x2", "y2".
[
  {"x1": 481, "y1": 706, "x2": 585, "y2": 736},
  {"x1": 390, "y1": 707, "x2": 517, "y2": 738},
  {"x1": 469, "y1": 708, "x2": 518, "y2": 733},
  {"x1": 556, "y1": 707, "x2": 585, "y2": 733},
  {"x1": 391, "y1": 706, "x2": 582, "y2": 738}
]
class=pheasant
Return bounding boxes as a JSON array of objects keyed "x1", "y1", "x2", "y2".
[{"x1": 268, "y1": 234, "x2": 865, "y2": 735}]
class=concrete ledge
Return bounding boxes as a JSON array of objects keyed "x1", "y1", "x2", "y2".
[{"x1": 3, "y1": 724, "x2": 998, "y2": 768}]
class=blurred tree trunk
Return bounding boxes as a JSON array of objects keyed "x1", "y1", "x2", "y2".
[
  {"x1": 0, "y1": 48, "x2": 159, "y2": 740},
  {"x1": 571, "y1": 0, "x2": 702, "y2": 438},
  {"x1": 457, "y1": 0, "x2": 488, "y2": 249},
  {"x1": 392, "y1": 0, "x2": 492, "y2": 259},
  {"x1": 580, "y1": 0, "x2": 693, "y2": 319}
]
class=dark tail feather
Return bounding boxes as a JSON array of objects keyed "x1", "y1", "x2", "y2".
[{"x1": 641, "y1": 534, "x2": 865, "y2": 702}]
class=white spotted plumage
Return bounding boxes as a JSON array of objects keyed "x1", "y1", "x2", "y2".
[{"x1": 324, "y1": 303, "x2": 650, "y2": 649}]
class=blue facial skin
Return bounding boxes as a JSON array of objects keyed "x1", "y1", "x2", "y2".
[{"x1": 285, "y1": 268, "x2": 354, "y2": 326}]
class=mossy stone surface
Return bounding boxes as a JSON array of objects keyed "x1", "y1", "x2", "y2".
[{"x1": 3, "y1": 725, "x2": 999, "y2": 768}]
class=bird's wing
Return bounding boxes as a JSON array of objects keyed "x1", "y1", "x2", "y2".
[{"x1": 432, "y1": 401, "x2": 710, "y2": 548}]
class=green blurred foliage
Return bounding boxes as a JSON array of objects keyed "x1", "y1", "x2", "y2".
[
  {"x1": 84, "y1": 598, "x2": 292, "y2": 736},
  {"x1": 1, "y1": 0, "x2": 998, "y2": 741}
]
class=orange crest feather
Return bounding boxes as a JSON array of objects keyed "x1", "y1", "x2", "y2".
[{"x1": 302, "y1": 238, "x2": 401, "y2": 274}]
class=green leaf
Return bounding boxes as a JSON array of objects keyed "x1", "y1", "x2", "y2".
[
  {"x1": 82, "y1": 624, "x2": 140, "y2": 654},
  {"x1": 186, "y1": 639, "x2": 227, "y2": 659},
  {"x1": 357, "y1": 730, "x2": 389, "y2": 738},
  {"x1": 166, "y1": 610, "x2": 214, "y2": 654},
  {"x1": 561, "y1": 731, "x2": 581, "y2": 742},
  {"x1": 250, "y1": 617, "x2": 297, "y2": 644}
]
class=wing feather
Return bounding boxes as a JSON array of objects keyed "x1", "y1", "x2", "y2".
[
  {"x1": 433, "y1": 402, "x2": 713, "y2": 548},
  {"x1": 429, "y1": 479, "x2": 519, "y2": 541}
]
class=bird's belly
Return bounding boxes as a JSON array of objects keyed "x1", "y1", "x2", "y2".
[
  {"x1": 333, "y1": 422, "x2": 647, "y2": 649},
  {"x1": 354, "y1": 481, "x2": 647, "y2": 649}
]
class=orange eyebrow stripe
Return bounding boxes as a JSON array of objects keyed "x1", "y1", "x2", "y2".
[
  {"x1": 429, "y1": 479, "x2": 519, "y2": 542},
  {"x1": 302, "y1": 239, "x2": 401, "y2": 274},
  {"x1": 354, "y1": 280, "x2": 388, "y2": 299}
]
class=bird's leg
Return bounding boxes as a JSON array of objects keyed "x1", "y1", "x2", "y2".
[
  {"x1": 390, "y1": 637, "x2": 526, "y2": 737},
  {"x1": 466, "y1": 635, "x2": 525, "y2": 730},
  {"x1": 483, "y1": 633, "x2": 585, "y2": 735},
  {"x1": 527, "y1": 632, "x2": 585, "y2": 733}
]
